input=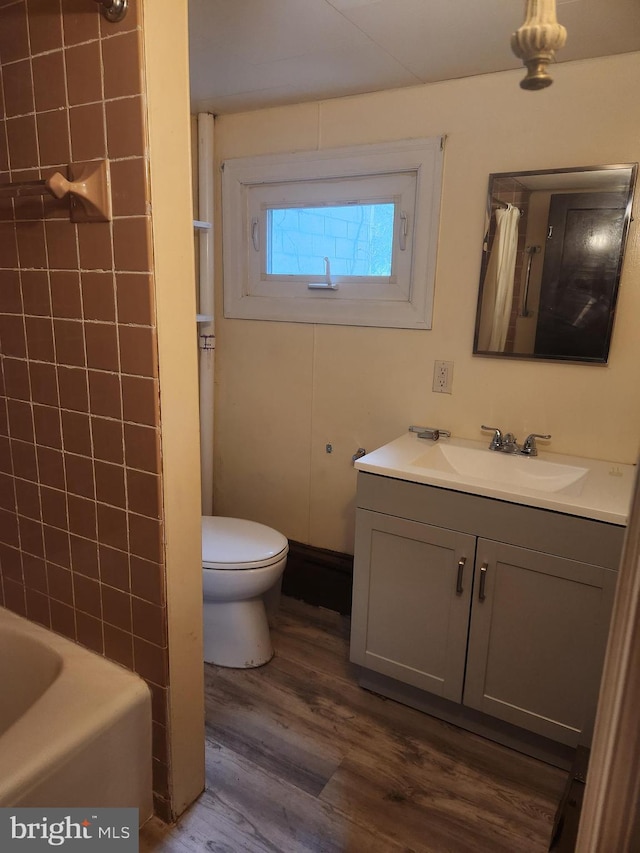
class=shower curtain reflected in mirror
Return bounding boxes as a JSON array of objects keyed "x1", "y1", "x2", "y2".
[{"x1": 477, "y1": 204, "x2": 521, "y2": 352}]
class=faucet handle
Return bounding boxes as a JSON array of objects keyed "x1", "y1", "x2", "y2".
[
  {"x1": 522, "y1": 433, "x2": 551, "y2": 456},
  {"x1": 481, "y1": 425, "x2": 503, "y2": 450}
]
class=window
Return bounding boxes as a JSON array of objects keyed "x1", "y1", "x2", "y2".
[
  {"x1": 221, "y1": 137, "x2": 444, "y2": 328},
  {"x1": 266, "y1": 202, "x2": 395, "y2": 278}
]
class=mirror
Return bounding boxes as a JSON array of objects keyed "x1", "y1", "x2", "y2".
[{"x1": 473, "y1": 164, "x2": 637, "y2": 363}]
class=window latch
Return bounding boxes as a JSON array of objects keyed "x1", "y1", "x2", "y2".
[
  {"x1": 399, "y1": 211, "x2": 408, "y2": 251},
  {"x1": 251, "y1": 217, "x2": 260, "y2": 251},
  {"x1": 308, "y1": 256, "x2": 339, "y2": 290}
]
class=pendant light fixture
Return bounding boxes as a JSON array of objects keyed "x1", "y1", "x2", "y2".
[{"x1": 511, "y1": 0, "x2": 567, "y2": 90}]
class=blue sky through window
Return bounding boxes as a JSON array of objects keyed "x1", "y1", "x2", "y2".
[{"x1": 267, "y1": 203, "x2": 395, "y2": 277}]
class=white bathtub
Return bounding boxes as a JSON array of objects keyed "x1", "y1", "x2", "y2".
[{"x1": 0, "y1": 606, "x2": 153, "y2": 817}]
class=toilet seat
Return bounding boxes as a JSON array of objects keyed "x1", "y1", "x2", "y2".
[{"x1": 202, "y1": 516, "x2": 288, "y2": 571}]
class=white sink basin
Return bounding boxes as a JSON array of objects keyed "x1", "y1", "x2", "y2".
[
  {"x1": 411, "y1": 443, "x2": 589, "y2": 496},
  {"x1": 355, "y1": 432, "x2": 635, "y2": 524}
]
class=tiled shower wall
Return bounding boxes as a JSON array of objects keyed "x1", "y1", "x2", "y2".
[{"x1": 0, "y1": 0, "x2": 172, "y2": 818}]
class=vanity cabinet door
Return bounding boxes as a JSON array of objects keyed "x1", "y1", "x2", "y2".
[
  {"x1": 463, "y1": 539, "x2": 616, "y2": 747},
  {"x1": 350, "y1": 509, "x2": 475, "y2": 702}
]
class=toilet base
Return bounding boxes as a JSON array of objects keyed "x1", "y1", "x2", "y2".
[{"x1": 203, "y1": 597, "x2": 274, "y2": 668}]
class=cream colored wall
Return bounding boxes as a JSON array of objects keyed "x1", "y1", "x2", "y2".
[
  {"x1": 143, "y1": 0, "x2": 204, "y2": 817},
  {"x1": 213, "y1": 52, "x2": 640, "y2": 555}
]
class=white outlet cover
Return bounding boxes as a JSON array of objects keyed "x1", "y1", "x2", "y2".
[{"x1": 433, "y1": 360, "x2": 453, "y2": 393}]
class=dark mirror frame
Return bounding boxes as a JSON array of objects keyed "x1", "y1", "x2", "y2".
[{"x1": 473, "y1": 163, "x2": 637, "y2": 364}]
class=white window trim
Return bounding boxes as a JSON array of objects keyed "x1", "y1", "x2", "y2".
[{"x1": 221, "y1": 137, "x2": 444, "y2": 329}]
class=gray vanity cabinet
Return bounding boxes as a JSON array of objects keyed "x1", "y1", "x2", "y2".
[
  {"x1": 350, "y1": 473, "x2": 624, "y2": 749},
  {"x1": 351, "y1": 509, "x2": 475, "y2": 702},
  {"x1": 463, "y1": 539, "x2": 616, "y2": 744}
]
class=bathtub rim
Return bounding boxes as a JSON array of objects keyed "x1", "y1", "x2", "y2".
[{"x1": 0, "y1": 606, "x2": 152, "y2": 810}]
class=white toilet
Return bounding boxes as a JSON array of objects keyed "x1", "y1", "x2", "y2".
[{"x1": 201, "y1": 516, "x2": 289, "y2": 668}]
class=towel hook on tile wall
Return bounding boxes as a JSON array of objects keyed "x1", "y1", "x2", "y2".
[
  {"x1": 0, "y1": 160, "x2": 112, "y2": 223},
  {"x1": 94, "y1": 0, "x2": 128, "y2": 23}
]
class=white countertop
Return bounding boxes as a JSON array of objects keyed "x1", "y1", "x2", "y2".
[{"x1": 355, "y1": 432, "x2": 636, "y2": 526}]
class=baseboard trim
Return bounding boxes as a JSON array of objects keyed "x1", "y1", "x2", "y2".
[{"x1": 282, "y1": 541, "x2": 353, "y2": 615}]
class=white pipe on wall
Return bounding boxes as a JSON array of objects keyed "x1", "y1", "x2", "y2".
[{"x1": 197, "y1": 112, "x2": 215, "y2": 515}]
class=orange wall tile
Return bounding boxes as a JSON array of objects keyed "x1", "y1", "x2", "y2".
[{"x1": 0, "y1": 0, "x2": 172, "y2": 818}]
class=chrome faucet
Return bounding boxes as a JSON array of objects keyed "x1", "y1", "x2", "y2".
[
  {"x1": 481, "y1": 425, "x2": 503, "y2": 451},
  {"x1": 409, "y1": 425, "x2": 451, "y2": 442},
  {"x1": 502, "y1": 432, "x2": 521, "y2": 454},
  {"x1": 481, "y1": 426, "x2": 551, "y2": 457},
  {"x1": 520, "y1": 433, "x2": 552, "y2": 456}
]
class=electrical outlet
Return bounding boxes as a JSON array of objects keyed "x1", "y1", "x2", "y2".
[{"x1": 433, "y1": 360, "x2": 454, "y2": 394}]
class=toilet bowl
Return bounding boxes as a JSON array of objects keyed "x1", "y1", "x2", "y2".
[{"x1": 202, "y1": 516, "x2": 288, "y2": 668}]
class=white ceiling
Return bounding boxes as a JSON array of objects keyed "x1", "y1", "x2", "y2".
[{"x1": 188, "y1": 0, "x2": 640, "y2": 115}]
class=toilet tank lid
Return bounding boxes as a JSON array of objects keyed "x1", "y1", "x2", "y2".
[{"x1": 202, "y1": 516, "x2": 288, "y2": 565}]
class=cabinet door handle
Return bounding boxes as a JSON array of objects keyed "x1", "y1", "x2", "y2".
[
  {"x1": 456, "y1": 557, "x2": 466, "y2": 595},
  {"x1": 479, "y1": 563, "x2": 488, "y2": 601}
]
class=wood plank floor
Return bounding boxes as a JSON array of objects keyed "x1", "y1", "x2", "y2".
[{"x1": 140, "y1": 597, "x2": 567, "y2": 852}]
